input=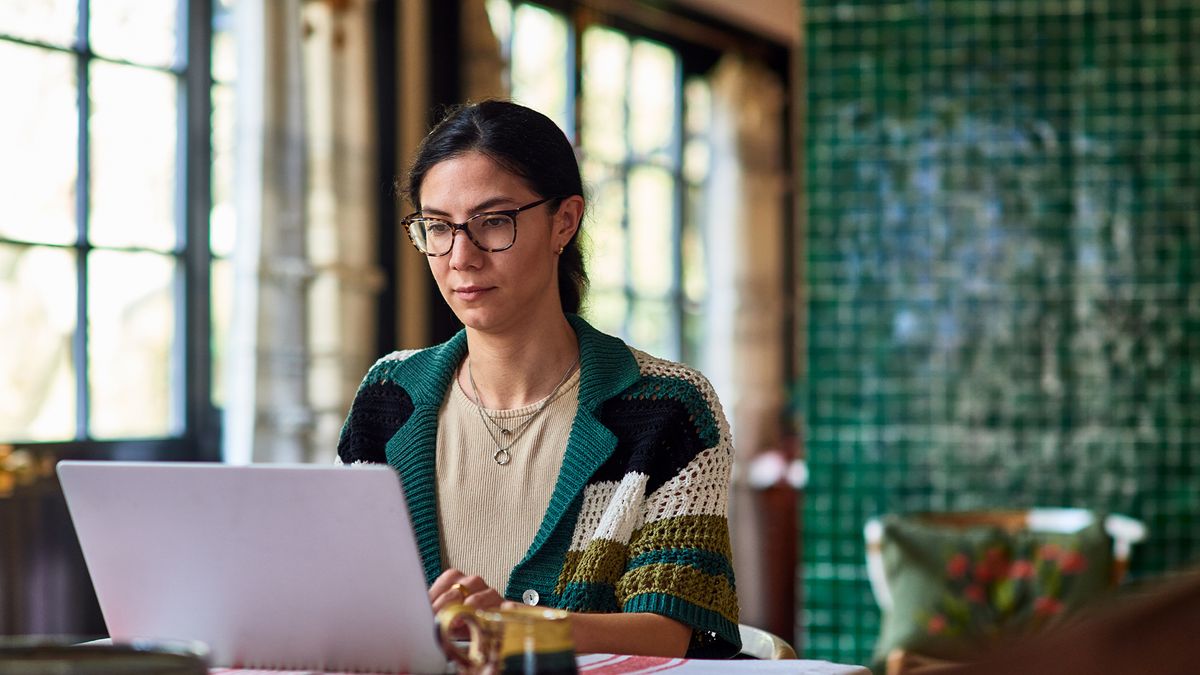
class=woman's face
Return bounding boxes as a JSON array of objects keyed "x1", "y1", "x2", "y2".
[{"x1": 418, "y1": 151, "x2": 581, "y2": 335}]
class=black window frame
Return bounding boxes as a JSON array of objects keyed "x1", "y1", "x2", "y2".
[{"x1": 0, "y1": 0, "x2": 219, "y2": 463}]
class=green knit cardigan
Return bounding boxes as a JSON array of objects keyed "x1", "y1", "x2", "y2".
[{"x1": 338, "y1": 315, "x2": 741, "y2": 657}]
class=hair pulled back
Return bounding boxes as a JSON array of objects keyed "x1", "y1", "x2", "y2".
[{"x1": 405, "y1": 100, "x2": 587, "y2": 314}]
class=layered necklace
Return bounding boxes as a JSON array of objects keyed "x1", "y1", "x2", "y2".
[{"x1": 466, "y1": 355, "x2": 581, "y2": 466}]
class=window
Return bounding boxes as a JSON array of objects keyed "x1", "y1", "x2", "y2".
[
  {"x1": 0, "y1": 1, "x2": 217, "y2": 451},
  {"x1": 210, "y1": 1, "x2": 236, "y2": 409},
  {"x1": 486, "y1": 1, "x2": 712, "y2": 364}
]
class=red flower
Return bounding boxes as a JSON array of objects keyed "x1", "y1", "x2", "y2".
[
  {"x1": 981, "y1": 547, "x2": 1010, "y2": 578},
  {"x1": 965, "y1": 584, "x2": 986, "y2": 604},
  {"x1": 928, "y1": 614, "x2": 947, "y2": 635},
  {"x1": 1038, "y1": 543, "x2": 1062, "y2": 562},
  {"x1": 946, "y1": 553, "x2": 970, "y2": 579},
  {"x1": 973, "y1": 564, "x2": 996, "y2": 583},
  {"x1": 1008, "y1": 560, "x2": 1035, "y2": 579},
  {"x1": 1060, "y1": 551, "x2": 1088, "y2": 574},
  {"x1": 1034, "y1": 596, "x2": 1063, "y2": 616},
  {"x1": 973, "y1": 555, "x2": 1008, "y2": 584}
]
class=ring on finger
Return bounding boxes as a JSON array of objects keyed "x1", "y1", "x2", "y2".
[{"x1": 450, "y1": 582, "x2": 470, "y2": 602}]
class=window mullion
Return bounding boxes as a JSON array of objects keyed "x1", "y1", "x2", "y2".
[
  {"x1": 669, "y1": 58, "x2": 685, "y2": 359},
  {"x1": 182, "y1": 0, "x2": 215, "y2": 454},
  {"x1": 566, "y1": 8, "x2": 580, "y2": 142},
  {"x1": 73, "y1": 0, "x2": 90, "y2": 440},
  {"x1": 620, "y1": 35, "x2": 634, "y2": 339}
]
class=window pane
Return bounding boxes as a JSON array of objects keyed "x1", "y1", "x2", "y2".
[
  {"x1": 510, "y1": 4, "x2": 570, "y2": 134},
  {"x1": 683, "y1": 77, "x2": 711, "y2": 184},
  {"x1": 628, "y1": 165, "x2": 674, "y2": 296},
  {"x1": 581, "y1": 27, "x2": 628, "y2": 164},
  {"x1": 630, "y1": 298, "x2": 673, "y2": 359},
  {"x1": 0, "y1": 244, "x2": 77, "y2": 441},
  {"x1": 628, "y1": 39, "x2": 677, "y2": 161},
  {"x1": 0, "y1": 1, "x2": 76, "y2": 47},
  {"x1": 583, "y1": 164, "x2": 626, "y2": 290},
  {"x1": 484, "y1": 0, "x2": 512, "y2": 47},
  {"x1": 684, "y1": 77, "x2": 710, "y2": 136},
  {"x1": 682, "y1": 184, "x2": 707, "y2": 304},
  {"x1": 585, "y1": 289, "x2": 627, "y2": 340},
  {"x1": 682, "y1": 306, "x2": 704, "y2": 366},
  {"x1": 212, "y1": 25, "x2": 237, "y2": 84},
  {"x1": 212, "y1": 0, "x2": 238, "y2": 84},
  {"x1": 210, "y1": 257, "x2": 233, "y2": 408},
  {"x1": 89, "y1": 250, "x2": 176, "y2": 439},
  {"x1": 210, "y1": 82, "x2": 236, "y2": 257},
  {"x1": 682, "y1": 76, "x2": 711, "y2": 368},
  {"x1": 89, "y1": 0, "x2": 177, "y2": 68},
  {"x1": 0, "y1": 41, "x2": 78, "y2": 245},
  {"x1": 89, "y1": 61, "x2": 177, "y2": 251}
]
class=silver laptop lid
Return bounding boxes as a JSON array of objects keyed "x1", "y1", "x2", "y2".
[{"x1": 57, "y1": 461, "x2": 447, "y2": 674}]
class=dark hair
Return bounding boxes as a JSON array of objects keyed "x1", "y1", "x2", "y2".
[{"x1": 404, "y1": 100, "x2": 588, "y2": 314}]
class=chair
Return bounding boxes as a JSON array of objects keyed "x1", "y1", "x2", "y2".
[
  {"x1": 737, "y1": 623, "x2": 798, "y2": 660},
  {"x1": 864, "y1": 509, "x2": 1146, "y2": 675}
]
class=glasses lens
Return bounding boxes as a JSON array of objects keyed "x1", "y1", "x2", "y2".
[
  {"x1": 410, "y1": 219, "x2": 452, "y2": 255},
  {"x1": 468, "y1": 214, "x2": 516, "y2": 251}
]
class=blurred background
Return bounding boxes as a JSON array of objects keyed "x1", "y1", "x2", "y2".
[{"x1": 1, "y1": 0, "x2": 1197, "y2": 669}]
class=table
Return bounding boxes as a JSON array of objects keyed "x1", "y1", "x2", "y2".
[{"x1": 211, "y1": 653, "x2": 869, "y2": 674}]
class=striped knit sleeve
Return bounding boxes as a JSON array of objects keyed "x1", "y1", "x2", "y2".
[{"x1": 612, "y1": 353, "x2": 741, "y2": 657}]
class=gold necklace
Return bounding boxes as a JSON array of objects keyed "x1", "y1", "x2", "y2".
[{"x1": 466, "y1": 355, "x2": 580, "y2": 466}]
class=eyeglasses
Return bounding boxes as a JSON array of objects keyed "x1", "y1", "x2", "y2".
[{"x1": 402, "y1": 197, "x2": 554, "y2": 257}]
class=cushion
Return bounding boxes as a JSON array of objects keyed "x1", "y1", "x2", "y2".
[{"x1": 872, "y1": 512, "x2": 1114, "y2": 669}]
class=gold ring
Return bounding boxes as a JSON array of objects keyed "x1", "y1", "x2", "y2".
[{"x1": 450, "y1": 582, "x2": 469, "y2": 602}]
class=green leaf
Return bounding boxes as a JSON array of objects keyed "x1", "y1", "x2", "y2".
[
  {"x1": 1043, "y1": 569, "x2": 1062, "y2": 598},
  {"x1": 943, "y1": 595, "x2": 972, "y2": 623},
  {"x1": 992, "y1": 579, "x2": 1016, "y2": 615}
]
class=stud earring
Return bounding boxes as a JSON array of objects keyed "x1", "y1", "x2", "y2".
[{"x1": 557, "y1": 246, "x2": 565, "y2": 255}]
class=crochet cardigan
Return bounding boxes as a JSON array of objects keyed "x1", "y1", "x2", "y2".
[{"x1": 337, "y1": 315, "x2": 741, "y2": 657}]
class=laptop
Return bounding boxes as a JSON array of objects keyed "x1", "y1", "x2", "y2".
[{"x1": 57, "y1": 461, "x2": 449, "y2": 674}]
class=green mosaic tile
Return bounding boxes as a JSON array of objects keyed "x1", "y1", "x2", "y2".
[{"x1": 801, "y1": 0, "x2": 1200, "y2": 666}]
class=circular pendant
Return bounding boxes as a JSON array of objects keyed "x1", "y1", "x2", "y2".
[{"x1": 493, "y1": 448, "x2": 512, "y2": 465}]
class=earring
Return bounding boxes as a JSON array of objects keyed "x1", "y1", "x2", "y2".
[{"x1": 557, "y1": 245, "x2": 565, "y2": 255}]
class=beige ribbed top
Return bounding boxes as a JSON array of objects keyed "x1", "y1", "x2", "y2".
[{"x1": 435, "y1": 366, "x2": 581, "y2": 592}]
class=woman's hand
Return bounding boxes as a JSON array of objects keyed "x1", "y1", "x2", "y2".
[{"x1": 429, "y1": 568, "x2": 505, "y2": 614}]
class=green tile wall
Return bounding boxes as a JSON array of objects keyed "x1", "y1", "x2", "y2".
[{"x1": 802, "y1": 0, "x2": 1200, "y2": 666}]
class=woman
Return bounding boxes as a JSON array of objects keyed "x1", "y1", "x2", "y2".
[{"x1": 338, "y1": 100, "x2": 740, "y2": 658}]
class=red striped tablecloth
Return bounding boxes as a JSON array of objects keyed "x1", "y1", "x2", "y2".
[{"x1": 211, "y1": 653, "x2": 868, "y2": 675}]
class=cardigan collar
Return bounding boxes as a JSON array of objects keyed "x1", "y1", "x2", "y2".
[
  {"x1": 384, "y1": 314, "x2": 641, "y2": 587},
  {"x1": 568, "y1": 313, "x2": 641, "y2": 410},
  {"x1": 394, "y1": 314, "x2": 635, "y2": 407}
]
